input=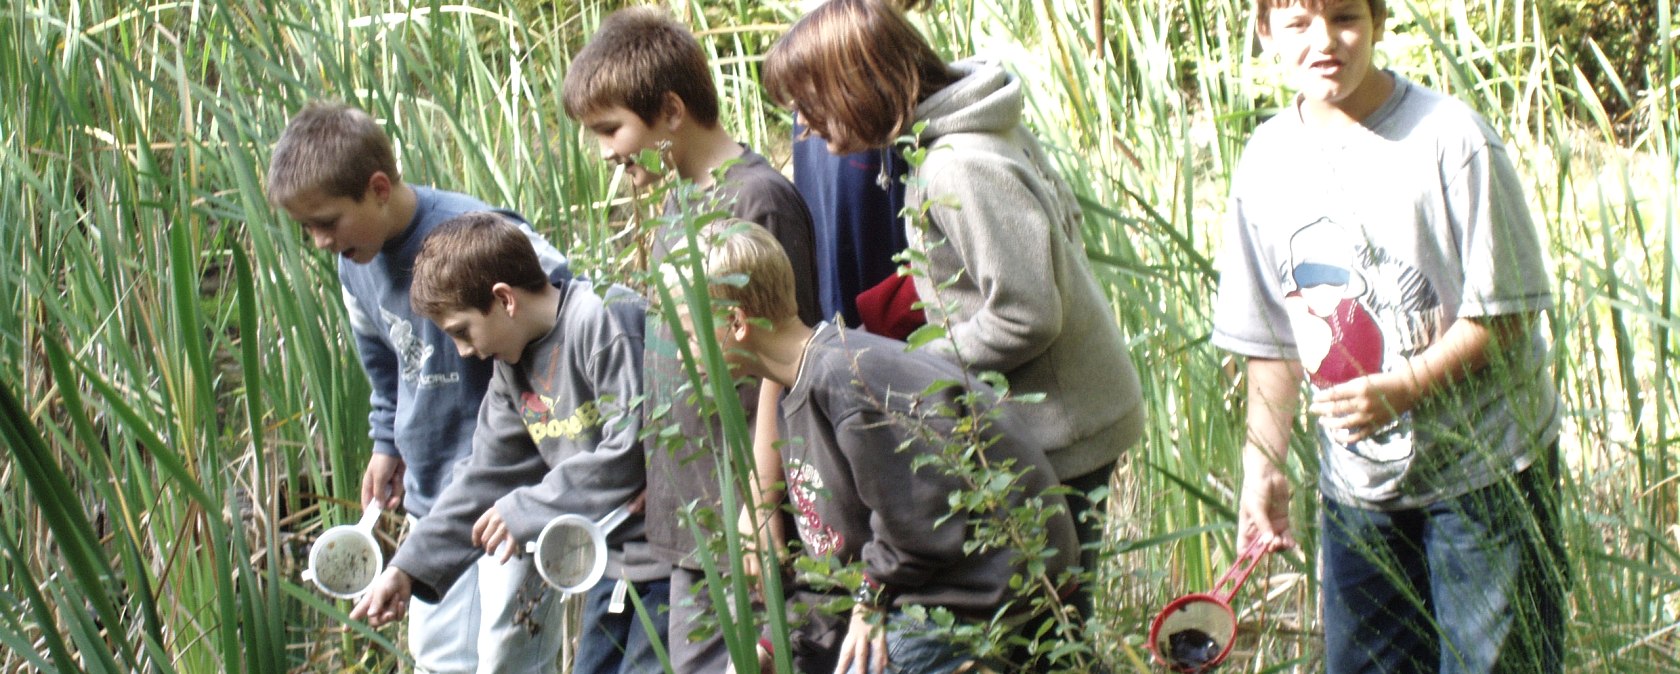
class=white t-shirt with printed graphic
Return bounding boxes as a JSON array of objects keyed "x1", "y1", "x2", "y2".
[{"x1": 1212, "y1": 74, "x2": 1560, "y2": 510}]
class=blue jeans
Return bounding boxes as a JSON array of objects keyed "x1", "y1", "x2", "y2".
[
  {"x1": 406, "y1": 525, "x2": 567, "y2": 674},
  {"x1": 842, "y1": 611, "x2": 979, "y2": 674},
  {"x1": 1321, "y1": 459, "x2": 1566, "y2": 674},
  {"x1": 573, "y1": 577, "x2": 671, "y2": 674}
]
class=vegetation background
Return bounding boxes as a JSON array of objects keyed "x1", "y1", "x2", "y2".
[{"x1": 1, "y1": 0, "x2": 1675, "y2": 671}]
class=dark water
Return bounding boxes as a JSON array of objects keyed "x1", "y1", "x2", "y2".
[{"x1": 1168, "y1": 628, "x2": 1221, "y2": 670}]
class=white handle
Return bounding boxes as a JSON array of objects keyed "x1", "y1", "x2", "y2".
[
  {"x1": 355, "y1": 500, "x2": 384, "y2": 532},
  {"x1": 595, "y1": 504, "x2": 632, "y2": 536}
]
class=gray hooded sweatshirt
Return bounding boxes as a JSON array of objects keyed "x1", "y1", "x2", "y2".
[{"x1": 905, "y1": 59, "x2": 1145, "y2": 480}]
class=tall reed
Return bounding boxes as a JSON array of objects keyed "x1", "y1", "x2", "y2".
[{"x1": 1, "y1": 0, "x2": 1675, "y2": 671}]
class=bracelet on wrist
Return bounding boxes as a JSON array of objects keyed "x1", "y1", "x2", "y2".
[{"x1": 853, "y1": 576, "x2": 891, "y2": 609}]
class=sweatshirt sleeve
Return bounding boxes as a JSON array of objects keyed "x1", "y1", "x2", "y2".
[
  {"x1": 918, "y1": 154, "x2": 1063, "y2": 372},
  {"x1": 494, "y1": 332, "x2": 646, "y2": 544},
  {"x1": 839, "y1": 407, "x2": 969, "y2": 590},
  {"x1": 342, "y1": 286, "x2": 400, "y2": 458},
  {"x1": 389, "y1": 373, "x2": 548, "y2": 602}
]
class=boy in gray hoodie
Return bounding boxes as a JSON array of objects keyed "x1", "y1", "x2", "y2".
[
  {"x1": 670, "y1": 221, "x2": 1079, "y2": 674},
  {"x1": 351, "y1": 212, "x2": 670, "y2": 674}
]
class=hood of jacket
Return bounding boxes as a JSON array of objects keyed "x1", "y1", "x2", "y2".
[{"x1": 915, "y1": 59, "x2": 1023, "y2": 141}]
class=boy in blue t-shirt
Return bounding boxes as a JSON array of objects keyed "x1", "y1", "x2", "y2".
[{"x1": 267, "y1": 101, "x2": 570, "y2": 673}]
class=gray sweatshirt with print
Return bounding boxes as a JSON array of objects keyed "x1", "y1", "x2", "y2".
[{"x1": 390, "y1": 280, "x2": 666, "y2": 602}]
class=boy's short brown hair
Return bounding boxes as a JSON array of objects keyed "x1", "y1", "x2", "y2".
[
  {"x1": 1255, "y1": 0, "x2": 1387, "y2": 31},
  {"x1": 695, "y1": 220, "x2": 799, "y2": 323},
  {"x1": 411, "y1": 212, "x2": 550, "y2": 318},
  {"x1": 266, "y1": 101, "x2": 401, "y2": 205},
  {"x1": 763, "y1": 0, "x2": 954, "y2": 155},
  {"x1": 561, "y1": 6, "x2": 719, "y2": 127}
]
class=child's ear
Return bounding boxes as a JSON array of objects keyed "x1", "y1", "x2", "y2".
[
  {"x1": 660, "y1": 91, "x2": 686, "y2": 131},
  {"x1": 727, "y1": 306, "x2": 751, "y2": 341},
  {"x1": 364, "y1": 171, "x2": 393, "y2": 204},
  {"x1": 491, "y1": 283, "x2": 518, "y2": 316}
]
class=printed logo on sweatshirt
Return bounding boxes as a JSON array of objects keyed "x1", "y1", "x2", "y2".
[
  {"x1": 520, "y1": 392, "x2": 602, "y2": 443},
  {"x1": 380, "y1": 307, "x2": 455, "y2": 388},
  {"x1": 786, "y1": 458, "x2": 843, "y2": 557}
]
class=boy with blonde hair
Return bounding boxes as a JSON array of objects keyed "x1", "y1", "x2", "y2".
[
  {"x1": 676, "y1": 221, "x2": 1079, "y2": 673},
  {"x1": 352, "y1": 212, "x2": 670, "y2": 674},
  {"x1": 267, "y1": 101, "x2": 569, "y2": 673},
  {"x1": 1212, "y1": 1, "x2": 1566, "y2": 671},
  {"x1": 562, "y1": 8, "x2": 823, "y2": 672}
]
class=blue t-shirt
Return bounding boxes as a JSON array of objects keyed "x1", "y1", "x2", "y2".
[{"x1": 792, "y1": 131, "x2": 909, "y2": 327}]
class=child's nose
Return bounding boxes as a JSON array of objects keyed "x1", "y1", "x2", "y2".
[
  {"x1": 1308, "y1": 17, "x2": 1335, "y2": 50},
  {"x1": 309, "y1": 230, "x2": 333, "y2": 249}
]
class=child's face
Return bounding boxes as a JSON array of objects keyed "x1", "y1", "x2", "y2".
[
  {"x1": 578, "y1": 105, "x2": 669, "y2": 189},
  {"x1": 279, "y1": 177, "x2": 398, "y2": 264},
  {"x1": 1261, "y1": 0, "x2": 1388, "y2": 120},
  {"x1": 433, "y1": 303, "x2": 527, "y2": 365}
]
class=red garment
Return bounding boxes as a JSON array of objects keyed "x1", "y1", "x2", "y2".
[
  {"x1": 854, "y1": 269, "x2": 925, "y2": 340},
  {"x1": 1311, "y1": 297, "x2": 1384, "y2": 388}
]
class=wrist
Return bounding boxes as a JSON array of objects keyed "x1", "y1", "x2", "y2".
[
  {"x1": 853, "y1": 575, "x2": 892, "y2": 611},
  {"x1": 1242, "y1": 444, "x2": 1288, "y2": 475}
]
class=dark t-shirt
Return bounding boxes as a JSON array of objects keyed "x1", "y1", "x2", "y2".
[{"x1": 643, "y1": 146, "x2": 820, "y2": 566}]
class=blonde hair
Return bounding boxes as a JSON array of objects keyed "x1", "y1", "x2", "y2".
[
  {"x1": 266, "y1": 101, "x2": 400, "y2": 205},
  {"x1": 696, "y1": 220, "x2": 799, "y2": 322}
]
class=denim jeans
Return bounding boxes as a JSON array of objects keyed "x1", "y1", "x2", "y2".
[
  {"x1": 407, "y1": 529, "x2": 568, "y2": 673},
  {"x1": 573, "y1": 577, "x2": 671, "y2": 674},
  {"x1": 1321, "y1": 457, "x2": 1566, "y2": 674},
  {"x1": 841, "y1": 611, "x2": 979, "y2": 674}
]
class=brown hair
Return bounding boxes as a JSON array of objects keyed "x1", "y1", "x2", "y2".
[
  {"x1": 561, "y1": 6, "x2": 719, "y2": 127},
  {"x1": 697, "y1": 220, "x2": 799, "y2": 323},
  {"x1": 411, "y1": 212, "x2": 550, "y2": 318},
  {"x1": 1255, "y1": 0, "x2": 1387, "y2": 33},
  {"x1": 266, "y1": 101, "x2": 400, "y2": 205},
  {"x1": 763, "y1": 0, "x2": 956, "y2": 155}
]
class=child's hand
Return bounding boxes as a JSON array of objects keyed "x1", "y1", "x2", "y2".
[
  {"x1": 724, "y1": 641, "x2": 773, "y2": 674},
  {"x1": 349, "y1": 567, "x2": 413, "y2": 628},
  {"x1": 1237, "y1": 453, "x2": 1296, "y2": 554},
  {"x1": 834, "y1": 604, "x2": 887, "y2": 674},
  {"x1": 360, "y1": 454, "x2": 406, "y2": 511},
  {"x1": 471, "y1": 506, "x2": 518, "y2": 563},
  {"x1": 1308, "y1": 370, "x2": 1420, "y2": 444}
]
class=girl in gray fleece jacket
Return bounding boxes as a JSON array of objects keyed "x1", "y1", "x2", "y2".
[{"x1": 764, "y1": 0, "x2": 1144, "y2": 619}]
